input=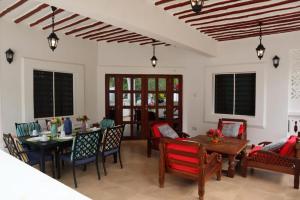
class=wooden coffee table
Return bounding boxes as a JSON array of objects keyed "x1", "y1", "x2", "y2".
[{"x1": 191, "y1": 135, "x2": 248, "y2": 178}]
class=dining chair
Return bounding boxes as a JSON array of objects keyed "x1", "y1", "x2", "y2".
[
  {"x1": 60, "y1": 130, "x2": 101, "y2": 188},
  {"x1": 15, "y1": 122, "x2": 41, "y2": 137},
  {"x1": 2, "y1": 133, "x2": 55, "y2": 177},
  {"x1": 100, "y1": 125, "x2": 125, "y2": 176},
  {"x1": 99, "y1": 118, "x2": 115, "y2": 130}
]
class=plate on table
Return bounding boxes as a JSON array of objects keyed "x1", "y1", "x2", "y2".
[
  {"x1": 26, "y1": 137, "x2": 43, "y2": 142},
  {"x1": 58, "y1": 136, "x2": 73, "y2": 141}
]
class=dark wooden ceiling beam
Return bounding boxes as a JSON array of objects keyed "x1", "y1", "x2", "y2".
[
  {"x1": 43, "y1": 14, "x2": 79, "y2": 30},
  {"x1": 90, "y1": 30, "x2": 127, "y2": 40},
  {"x1": 99, "y1": 33, "x2": 139, "y2": 42},
  {"x1": 14, "y1": 3, "x2": 48, "y2": 23},
  {"x1": 30, "y1": 8, "x2": 64, "y2": 27},
  {"x1": 215, "y1": 25, "x2": 300, "y2": 41},
  {"x1": 200, "y1": 14, "x2": 300, "y2": 33},
  {"x1": 54, "y1": 17, "x2": 89, "y2": 32},
  {"x1": 129, "y1": 38, "x2": 153, "y2": 43},
  {"x1": 209, "y1": 21, "x2": 300, "y2": 37},
  {"x1": 173, "y1": 0, "x2": 239, "y2": 15},
  {"x1": 0, "y1": 0, "x2": 28, "y2": 17},
  {"x1": 75, "y1": 24, "x2": 112, "y2": 37},
  {"x1": 191, "y1": 5, "x2": 300, "y2": 26},
  {"x1": 117, "y1": 36, "x2": 148, "y2": 43},
  {"x1": 185, "y1": 0, "x2": 297, "y2": 23},
  {"x1": 107, "y1": 33, "x2": 140, "y2": 42},
  {"x1": 155, "y1": 0, "x2": 176, "y2": 6},
  {"x1": 65, "y1": 21, "x2": 103, "y2": 35},
  {"x1": 82, "y1": 28, "x2": 122, "y2": 39}
]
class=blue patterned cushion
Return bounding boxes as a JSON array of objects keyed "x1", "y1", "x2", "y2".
[
  {"x1": 100, "y1": 119, "x2": 115, "y2": 129},
  {"x1": 16, "y1": 122, "x2": 41, "y2": 137},
  {"x1": 158, "y1": 124, "x2": 178, "y2": 139}
]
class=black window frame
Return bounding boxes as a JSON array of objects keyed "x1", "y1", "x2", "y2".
[
  {"x1": 214, "y1": 72, "x2": 256, "y2": 116},
  {"x1": 33, "y1": 70, "x2": 74, "y2": 118}
]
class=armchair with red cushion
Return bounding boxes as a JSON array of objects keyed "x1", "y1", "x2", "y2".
[
  {"x1": 147, "y1": 121, "x2": 189, "y2": 157},
  {"x1": 242, "y1": 135, "x2": 300, "y2": 189},
  {"x1": 159, "y1": 138, "x2": 222, "y2": 200},
  {"x1": 218, "y1": 118, "x2": 247, "y2": 140}
]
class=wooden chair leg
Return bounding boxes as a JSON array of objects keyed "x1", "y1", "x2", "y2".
[
  {"x1": 96, "y1": 160, "x2": 101, "y2": 180},
  {"x1": 242, "y1": 159, "x2": 248, "y2": 177},
  {"x1": 294, "y1": 173, "x2": 299, "y2": 189},
  {"x1": 102, "y1": 157, "x2": 107, "y2": 176},
  {"x1": 216, "y1": 167, "x2": 222, "y2": 181},
  {"x1": 198, "y1": 176, "x2": 205, "y2": 200},
  {"x1": 82, "y1": 164, "x2": 87, "y2": 171},
  {"x1": 159, "y1": 143, "x2": 165, "y2": 188},
  {"x1": 72, "y1": 165, "x2": 78, "y2": 188},
  {"x1": 113, "y1": 153, "x2": 117, "y2": 163},
  {"x1": 118, "y1": 150, "x2": 123, "y2": 169},
  {"x1": 147, "y1": 140, "x2": 152, "y2": 158}
]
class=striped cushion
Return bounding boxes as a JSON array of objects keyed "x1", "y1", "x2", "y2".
[{"x1": 14, "y1": 138, "x2": 29, "y2": 163}]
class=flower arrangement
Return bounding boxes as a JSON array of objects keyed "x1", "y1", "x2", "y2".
[
  {"x1": 207, "y1": 129, "x2": 224, "y2": 144},
  {"x1": 50, "y1": 117, "x2": 62, "y2": 126},
  {"x1": 76, "y1": 115, "x2": 89, "y2": 122}
]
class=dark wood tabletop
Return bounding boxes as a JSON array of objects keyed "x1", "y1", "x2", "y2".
[{"x1": 190, "y1": 135, "x2": 248, "y2": 155}]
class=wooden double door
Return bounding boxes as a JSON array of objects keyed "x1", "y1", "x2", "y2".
[{"x1": 105, "y1": 74, "x2": 182, "y2": 139}]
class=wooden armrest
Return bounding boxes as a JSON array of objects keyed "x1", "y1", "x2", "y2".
[
  {"x1": 258, "y1": 141, "x2": 272, "y2": 147},
  {"x1": 180, "y1": 132, "x2": 190, "y2": 138},
  {"x1": 149, "y1": 137, "x2": 161, "y2": 141}
]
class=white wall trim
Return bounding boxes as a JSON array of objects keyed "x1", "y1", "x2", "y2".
[
  {"x1": 204, "y1": 63, "x2": 267, "y2": 128},
  {"x1": 21, "y1": 57, "x2": 86, "y2": 122}
]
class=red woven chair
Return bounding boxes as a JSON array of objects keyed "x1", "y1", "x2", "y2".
[
  {"x1": 147, "y1": 121, "x2": 189, "y2": 157},
  {"x1": 242, "y1": 136, "x2": 300, "y2": 189},
  {"x1": 159, "y1": 138, "x2": 222, "y2": 200},
  {"x1": 218, "y1": 118, "x2": 247, "y2": 140}
]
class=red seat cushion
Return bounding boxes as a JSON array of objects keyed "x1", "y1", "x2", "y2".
[
  {"x1": 249, "y1": 145, "x2": 263, "y2": 156},
  {"x1": 279, "y1": 135, "x2": 297, "y2": 157},
  {"x1": 221, "y1": 122, "x2": 245, "y2": 137},
  {"x1": 166, "y1": 138, "x2": 200, "y2": 174}
]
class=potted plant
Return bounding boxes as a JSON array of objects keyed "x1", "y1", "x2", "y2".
[
  {"x1": 50, "y1": 117, "x2": 62, "y2": 138},
  {"x1": 207, "y1": 129, "x2": 224, "y2": 144},
  {"x1": 76, "y1": 115, "x2": 89, "y2": 132}
]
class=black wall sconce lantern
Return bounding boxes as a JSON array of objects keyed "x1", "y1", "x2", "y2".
[
  {"x1": 5, "y1": 49, "x2": 14, "y2": 64},
  {"x1": 190, "y1": 0, "x2": 205, "y2": 14},
  {"x1": 273, "y1": 55, "x2": 280, "y2": 68}
]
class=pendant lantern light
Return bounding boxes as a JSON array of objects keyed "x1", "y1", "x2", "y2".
[
  {"x1": 256, "y1": 22, "x2": 265, "y2": 60},
  {"x1": 47, "y1": 6, "x2": 59, "y2": 51},
  {"x1": 190, "y1": 0, "x2": 204, "y2": 14},
  {"x1": 150, "y1": 41, "x2": 158, "y2": 68}
]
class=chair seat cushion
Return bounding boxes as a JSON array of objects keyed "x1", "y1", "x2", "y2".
[
  {"x1": 166, "y1": 138, "x2": 200, "y2": 174},
  {"x1": 158, "y1": 124, "x2": 178, "y2": 139},
  {"x1": 101, "y1": 148, "x2": 118, "y2": 156},
  {"x1": 279, "y1": 135, "x2": 297, "y2": 157},
  {"x1": 61, "y1": 153, "x2": 96, "y2": 166}
]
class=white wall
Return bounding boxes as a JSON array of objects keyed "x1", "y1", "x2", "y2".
[
  {"x1": 97, "y1": 43, "x2": 209, "y2": 132},
  {"x1": 0, "y1": 20, "x2": 98, "y2": 149},
  {"x1": 198, "y1": 31, "x2": 300, "y2": 144}
]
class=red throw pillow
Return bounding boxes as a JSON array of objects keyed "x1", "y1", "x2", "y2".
[
  {"x1": 151, "y1": 122, "x2": 169, "y2": 138},
  {"x1": 279, "y1": 135, "x2": 297, "y2": 157},
  {"x1": 249, "y1": 145, "x2": 263, "y2": 156},
  {"x1": 166, "y1": 138, "x2": 200, "y2": 174}
]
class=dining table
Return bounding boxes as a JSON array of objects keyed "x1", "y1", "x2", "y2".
[
  {"x1": 18, "y1": 129, "x2": 102, "y2": 179},
  {"x1": 18, "y1": 133, "x2": 76, "y2": 179}
]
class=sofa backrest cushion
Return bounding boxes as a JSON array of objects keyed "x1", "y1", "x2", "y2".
[
  {"x1": 158, "y1": 124, "x2": 178, "y2": 139},
  {"x1": 151, "y1": 122, "x2": 169, "y2": 138},
  {"x1": 262, "y1": 139, "x2": 286, "y2": 152}
]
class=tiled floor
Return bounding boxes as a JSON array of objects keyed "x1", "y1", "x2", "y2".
[{"x1": 52, "y1": 141, "x2": 299, "y2": 200}]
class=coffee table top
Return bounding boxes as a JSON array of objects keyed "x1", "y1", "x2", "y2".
[{"x1": 191, "y1": 135, "x2": 248, "y2": 155}]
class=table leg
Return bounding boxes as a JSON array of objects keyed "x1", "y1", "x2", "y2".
[
  {"x1": 55, "y1": 147, "x2": 61, "y2": 179},
  {"x1": 228, "y1": 155, "x2": 236, "y2": 178},
  {"x1": 40, "y1": 149, "x2": 46, "y2": 173}
]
